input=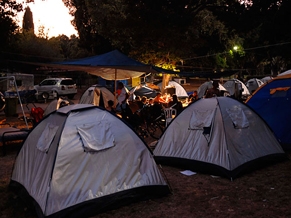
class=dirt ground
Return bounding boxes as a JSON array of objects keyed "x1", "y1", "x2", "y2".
[
  {"x1": 1, "y1": 129, "x2": 291, "y2": 218},
  {"x1": 1, "y1": 81, "x2": 291, "y2": 217}
]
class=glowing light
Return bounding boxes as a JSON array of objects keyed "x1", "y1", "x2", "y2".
[{"x1": 16, "y1": 0, "x2": 78, "y2": 38}]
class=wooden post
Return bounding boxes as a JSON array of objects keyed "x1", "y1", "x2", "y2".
[{"x1": 162, "y1": 74, "x2": 170, "y2": 93}]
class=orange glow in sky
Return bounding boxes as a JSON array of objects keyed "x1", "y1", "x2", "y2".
[{"x1": 16, "y1": 0, "x2": 78, "y2": 38}]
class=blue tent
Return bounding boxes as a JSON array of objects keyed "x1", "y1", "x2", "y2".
[
  {"x1": 54, "y1": 50, "x2": 152, "y2": 80},
  {"x1": 131, "y1": 85, "x2": 157, "y2": 98},
  {"x1": 246, "y1": 74, "x2": 291, "y2": 150}
]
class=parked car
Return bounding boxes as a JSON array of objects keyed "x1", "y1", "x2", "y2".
[{"x1": 34, "y1": 78, "x2": 77, "y2": 100}]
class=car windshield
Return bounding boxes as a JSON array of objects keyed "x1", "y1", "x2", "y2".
[
  {"x1": 40, "y1": 80, "x2": 57, "y2": 85},
  {"x1": 61, "y1": 80, "x2": 75, "y2": 85}
]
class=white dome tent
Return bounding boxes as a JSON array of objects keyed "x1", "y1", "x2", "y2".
[
  {"x1": 43, "y1": 97, "x2": 74, "y2": 116},
  {"x1": 197, "y1": 80, "x2": 228, "y2": 98},
  {"x1": 154, "y1": 97, "x2": 287, "y2": 180},
  {"x1": 79, "y1": 85, "x2": 116, "y2": 108},
  {"x1": 223, "y1": 79, "x2": 250, "y2": 100},
  {"x1": 156, "y1": 80, "x2": 188, "y2": 98},
  {"x1": 11, "y1": 104, "x2": 170, "y2": 217},
  {"x1": 245, "y1": 78, "x2": 264, "y2": 94},
  {"x1": 261, "y1": 76, "x2": 273, "y2": 83},
  {"x1": 278, "y1": 69, "x2": 291, "y2": 77}
]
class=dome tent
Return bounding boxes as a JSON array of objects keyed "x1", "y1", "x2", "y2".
[
  {"x1": 278, "y1": 69, "x2": 291, "y2": 77},
  {"x1": 223, "y1": 79, "x2": 250, "y2": 100},
  {"x1": 154, "y1": 97, "x2": 287, "y2": 180},
  {"x1": 79, "y1": 85, "x2": 116, "y2": 108},
  {"x1": 245, "y1": 78, "x2": 264, "y2": 94},
  {"x1": 10, "y1": 104, "x2": 170, "y2": 217},
  {"x1": 131, "y1": 85, "x2": 157, "y2": 99},
  {"x1": 261, "y1": 76, "x2": 273, "y2": 83},
  {"x1": 156, "y1": 80, "x2": 188, "y2": 98},
  {"x1": 197, "y1": 80, "x2": 228, "y2": 98},
  {"x1": 43, "y1": 97, "x2": 74, "y2": 116},
  {"x1": 246, "y1": 74, "x2": 291, "y2": 150}
]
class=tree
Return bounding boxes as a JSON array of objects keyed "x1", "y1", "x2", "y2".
[
  {"x1": 0, "y1": 0, "x2": 22, "y2": 50},
  {"x1": 222, "y1": 0, "x2": 291, "y2": 75},
  {"x1": 63, "y1": 0, "x2": 112, "y2": 54},
  {"x1": 22, "y1": 6, "x2": 34, "y2": 32},
  {"x1": 1, "y1": 0, "x2": 92, "y2": 71},
  {"x1": 62, "y1": 0, "x2": 291, "y2": 74},
  {"x1": 53, "y1": 34, "x2": 91, "y2": 59},
  {"x1": 63, "y1": 0, "x2": 234, "y2": 70},
  {"x1": 8, "y1": 31, "x2": 63, "y2": 63}
]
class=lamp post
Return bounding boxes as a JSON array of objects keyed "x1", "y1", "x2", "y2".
[{"x1": 232, "y1": 45, "x2": 244, "y2": 81}]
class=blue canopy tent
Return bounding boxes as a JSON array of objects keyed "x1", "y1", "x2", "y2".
[
  {"x1": 21, "y1": 50, "x2": 156, "y2": 104},
  {"x1": 54, "y1": 50, "x2": 152, "y2": 81},
  {"x1": 14, "y1": 50, "x2": 153, "y2": 81}
]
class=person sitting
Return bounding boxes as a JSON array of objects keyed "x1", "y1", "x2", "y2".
[
  {"x1": 148, "y1": 98, "x2": 154, "y2": 106},
  {"x1": 168, "y1": 94, "x2": 183, "y2": 114},
  {"x1": 205, "y1": 80, "x2": 221, "y2": 98},
  {"x1": 115, "y1": 82, "x2": 132, "y2": 119},
  {"x1": 134, "y1": 96, "x2": 144, "y2": 109},
  {"x1": 106, "y1": 100, "x2": 116, "y2": 113},
  {"x1": 135, "y1": 96, "x2": 141, "y2": 101},
  {"x1": 141, "y1": 96, "x2": 148, "y2": 108},
  {"x1": 188, "y1": 90, "x2": 198, "y2": 102}
]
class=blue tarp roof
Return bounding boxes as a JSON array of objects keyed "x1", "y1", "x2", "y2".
[
  {"x1": 57, "y1": 50, "x2": 148, "y2": 68},
  {"x1": 53, "y1": 50, "x2": 153, "y2": 80},
  {"x1": 18, "y1": 50, "x2": 154, "y2": 80},
  {"x1": 16, "y1": 50, "x2": 237, "y2": 80}
]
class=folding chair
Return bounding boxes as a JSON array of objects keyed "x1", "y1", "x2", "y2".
[
  {"x1": 164, "y1": 108, "x2": 177, "y2": 127},
  {"x1": 0, "y1": 124, "x2": 30, "y2": 156}
]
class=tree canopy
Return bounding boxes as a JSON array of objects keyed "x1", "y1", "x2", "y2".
[
  {"x1": 22, "y1": 6, "x2": 34, "y2": 32},
  {"x1": 0, "y1": 0, "x2": 90, "y2": 70},
  {"x1": 0, "y1": 0, "x2": 22, "y2": 49},
  {"x1": 1, "y1": 0, "x2": 291, "y2": 76},
  {"x1": 62, "y1": 0, "x2": 291, "y2": 75}
]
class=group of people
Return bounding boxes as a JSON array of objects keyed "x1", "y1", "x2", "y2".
[
  {"x1": 188, "y1": 80, "x2": 221, "y2": 102},
  {"x1": 152, "y1": 92, "x2": 183, "y2": 113},
  {"x1": 108, "y1": 81, "x2": 222, "y2": 127},
  {"x1": 109, "y1": 82, "x2": 188, "y2": 126}
]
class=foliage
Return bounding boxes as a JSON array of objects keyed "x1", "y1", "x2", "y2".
[
  {"x1": 2, "y1": 0, "x2": 291, "y2": 75},
  {"x1": 63, "y1": 0, "x2": 236, "y2": 70},
  {"x1": 62, "y1": 0, "x2": 112, "y2": 54},
  {"x1": 60, "y1": 0, "x2": 291, "y2": 75},
  {"x1": 221, "y1": 0, "x2": 291, "y2": 75},
  {"x1": 52, "y1": 34, "x2": 91, "y2": 59},
  {"x1": 0, "y1": 0, "x2": 95, "y2": 72},
  {"x1": 10, "y1": 31, "x2": 64, "y2": 62},
  {"x1": 6, "y1": 31, "x2": 90, "y2": 63},
  {"x1": 0, "y1": 0, "x2": 22, "y2": 49},
  {"x1": 36, "y1": 25, "x2": 49, "y2": 39},
  {"x1": 22, "y1": 6, "x2": 34, "y2": 32}
]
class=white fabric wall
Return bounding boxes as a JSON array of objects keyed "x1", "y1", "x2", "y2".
[
  {"x1": 12, "y1": 105, "x2": 167, "y2": 216},
  {"x1": 154, "y1": 97, "x2": 284, "y2": 171}
]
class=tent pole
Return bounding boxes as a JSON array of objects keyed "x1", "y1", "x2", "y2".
[
  {"x1": 12, "y1": 77, "x2": 29, "y2": 129},
  {"x1": 114, "y1": 68, "x2": 117, "y2": 106},
  {"x1": 1, "y1": 76, "x2": 30, "y2": 129}
]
